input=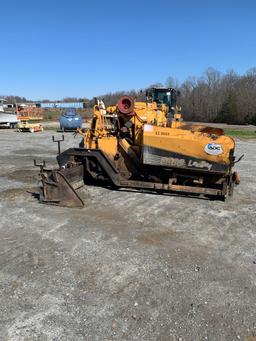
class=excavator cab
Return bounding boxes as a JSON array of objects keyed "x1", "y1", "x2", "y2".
[{"x1": 146, "y1": 87, "x2": 177, "y2": 109}]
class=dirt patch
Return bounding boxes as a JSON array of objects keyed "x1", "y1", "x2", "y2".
[
  {"x1": 0, "y1": 188, "x2": 27, "y2": 200},
  {"x1": 7, "y1": 169, "x2": 38, "y2": 183},
  {"x1": 137, "y1": 230, "x2": 177, "y2": 246},
  {"x1": 0, "y1": 187, "x2": 38, "y2": 203},
  {"x1": 13, "y1": 148, "x2": 48, "y2": 155}
]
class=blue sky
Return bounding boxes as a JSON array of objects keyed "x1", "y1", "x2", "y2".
[{"x1": 1, "y1": 0, "x2": 256, "y2": 100}]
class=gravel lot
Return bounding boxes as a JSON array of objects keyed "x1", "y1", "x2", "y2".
[{"x1": 0, "y1": 129, "x2": 255, "y2": 341}]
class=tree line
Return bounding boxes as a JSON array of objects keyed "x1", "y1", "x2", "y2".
[
  {"x1": 0, "y1": 95, "x2": 28, "y2": 104},
  {"x1": 176, "y1": 67, "x2": 256, "y2": 124},
  {"x1": 2, "y1": 67, "x2": 256, "y2": 124},
  {"x1": 98, "y1": 67, "x2": 256, "y2": 125}
]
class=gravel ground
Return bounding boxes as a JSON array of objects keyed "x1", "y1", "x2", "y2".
[{"x1": 0, "y1": 130, "x2": 255, "y2": 341}]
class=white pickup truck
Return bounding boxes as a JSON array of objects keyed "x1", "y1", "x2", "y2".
[{"x1": 0, "y1": 99, "x2": 20, "y2": 128}]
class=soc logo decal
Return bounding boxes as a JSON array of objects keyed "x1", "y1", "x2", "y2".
[{"x1": 204, "y1": 143, "x2": 223, "y2": 155}]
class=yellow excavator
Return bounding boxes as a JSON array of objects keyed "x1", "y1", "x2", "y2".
[{"x1": 35, "y1": 88, "x2": 241, "y2": 207}]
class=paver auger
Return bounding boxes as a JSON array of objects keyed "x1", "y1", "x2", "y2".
[{"x1": 35, "y1": 88, "x2": 241, "y2": 207}]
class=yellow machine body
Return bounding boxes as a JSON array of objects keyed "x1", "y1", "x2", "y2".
[
  {"x1": 83, "y1": 96, "x2": 235, "y2": 176},
  {"x1": 37, "y1": 88, "x2": 240, "y2": 207},
  {"x1": 142, "y1": 124, "x2": 235, "y2": 173}
]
